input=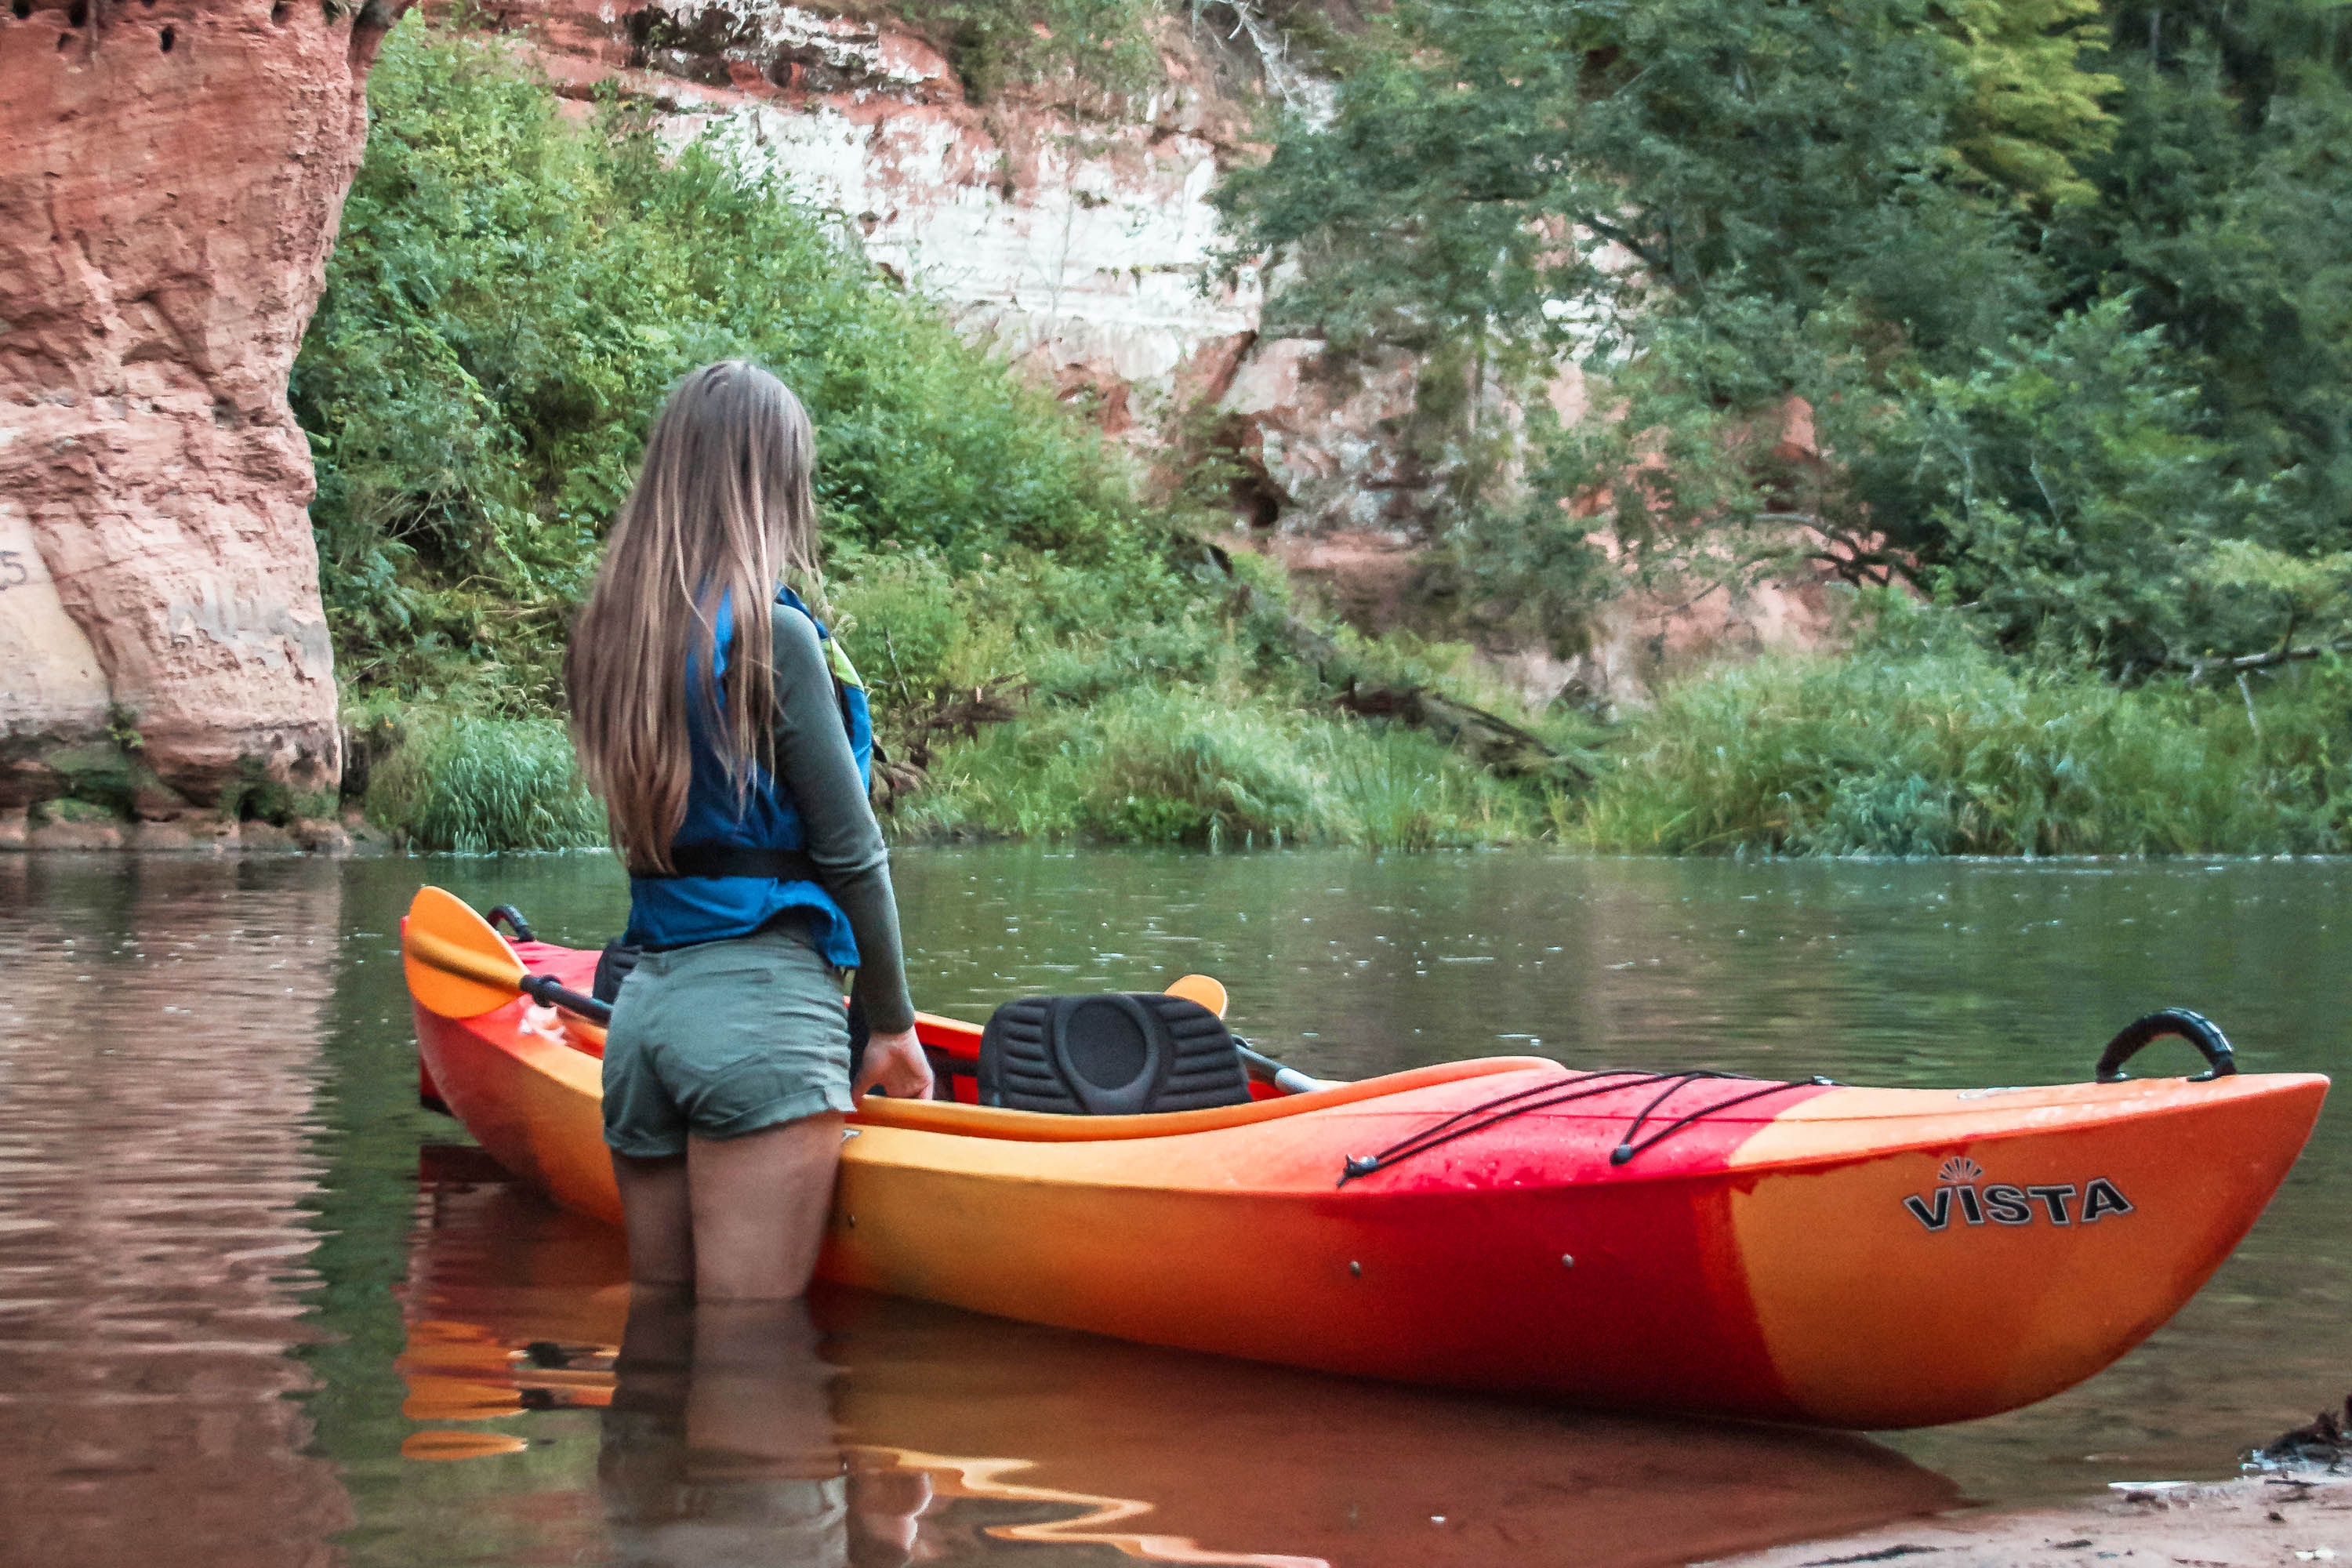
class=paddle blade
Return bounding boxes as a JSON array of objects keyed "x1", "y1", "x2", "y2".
[
  {"x1": 1165, "y1": 973, "x2": 1229, "y2": 1018},
  {"x1": 404, "y1": 886, "x2": 527, "y2": 1019}
]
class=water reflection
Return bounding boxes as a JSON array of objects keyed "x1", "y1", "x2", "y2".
[
  {"x1": 5, "y1": 848, "x2": 2347, "y2": 1567},
  {"x1": 0, "y1": 856, "x2": 350, "y2": 1567},
  {"x1": 397, "y1": 1156, "x2": 1960, "y2": 1567},
  {"x1": 601, "y1": 1295, "x2": 871, "y2": 1568}
]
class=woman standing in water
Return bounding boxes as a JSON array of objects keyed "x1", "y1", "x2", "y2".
[{"x1": 564, "y1": 360, "x2": 930, "y2": 1300}]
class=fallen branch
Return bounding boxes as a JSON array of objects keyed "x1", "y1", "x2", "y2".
[
  {"x1": 1230, "y1": 581, "x2": 1340, "y2": 666},
  {"x1": 2177, "y1": 638, "x2": 2352, "y2": 684},
  {"x1": 1334, "y1": 680, "x2": 1593, "y2": 786},
  {"x1": 1199, "y1": 544, "x2": 1589, "y2": 786},
  {"x1": 870, "y1": 679, "x2": 1031, "y2": 811},
  {"x1": 911, "y1": 680, "x2": 1029, "y2": 742}
]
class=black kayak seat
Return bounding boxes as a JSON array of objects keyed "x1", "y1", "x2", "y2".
[{"x1": 978, "y1": 993, "x2": 1253, "y2": 1115}]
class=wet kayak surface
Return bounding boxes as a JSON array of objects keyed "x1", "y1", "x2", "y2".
[{"x1": 2, "y1": 848, "x2": 2347, "y2": 1566}]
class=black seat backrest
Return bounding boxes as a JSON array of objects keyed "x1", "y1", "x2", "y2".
[{"x1": 978, "y1": 993, "x2": 1253, "y2": 1115}]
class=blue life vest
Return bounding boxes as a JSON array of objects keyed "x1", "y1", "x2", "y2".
[{"x1": 621, "y1": 584, "x2": 874, "y2": 967}]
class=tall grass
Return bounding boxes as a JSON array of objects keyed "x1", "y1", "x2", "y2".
[
  {"x1": 356, "y1": 640, "x2": 2352, "y2": 855},
  {"x1": 895, "y1": 684, "x2": 1541, "y2": 848},
  {"x1": 365, "y1": 712, "x2": 606, "y2": 853},
  {"x1": 358, "y1": 682, "x2": 1544, "y2": 852},
  {"x1": 1572, "y1": 608, "x2": 2352, "y2": 855}
]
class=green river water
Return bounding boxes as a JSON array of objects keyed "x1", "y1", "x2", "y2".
[{"x1": 2, "y1": 848, "x2": 2345, "y2": 1567}]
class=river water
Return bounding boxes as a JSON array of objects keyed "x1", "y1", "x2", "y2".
[{"x1": 2, "y1": 848, "x2": 2345, "y2": 1567}]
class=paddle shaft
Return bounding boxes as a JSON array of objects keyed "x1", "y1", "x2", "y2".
[{"x1": 1236, "y1": 1040, "x2": 1339, "y2": 1096}]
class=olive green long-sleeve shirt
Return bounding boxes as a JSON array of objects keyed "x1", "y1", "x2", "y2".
[{"x1": 768, "y1": 604, "x2": 915, "y2": 1033}]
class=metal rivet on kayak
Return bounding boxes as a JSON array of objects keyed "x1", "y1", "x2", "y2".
[
  {"x1": 1561, "y1": 1254, "x2": 1575, "y2": 1269},
  {"x1": 845, "y1": 1214, "x2": 856, "y2": 1228},
  {"x1": 1349, "y1": 1260, "x2": 1362, "y2": 1277}
]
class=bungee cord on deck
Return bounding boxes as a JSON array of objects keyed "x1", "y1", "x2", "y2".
[{"x1": 1338, "y1": 1069, "x2": 1835, "y2": 1187}]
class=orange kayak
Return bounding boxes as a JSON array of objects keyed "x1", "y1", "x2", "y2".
[{"x1": 406, "y1": 915, "x2": 2326, "y2": 1429}]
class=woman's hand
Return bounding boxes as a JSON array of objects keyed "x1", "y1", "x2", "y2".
[{"x1": 855, "y1": 1028, "x2": 934, "y2": 1100}]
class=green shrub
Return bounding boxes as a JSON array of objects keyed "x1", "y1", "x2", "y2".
[
  {"x1": 898, "y1": 682, "x2": 1539, "y2": 848},
  {"x1": 365, "y1": 712, "x2": 606, "y2": 853},
  {"x1": 826, "y1": 541, "x2": 1218, "y2": 713},
  {"x1": 1329, "y1": 726, "x2": 1523, "y2": 851},
  {"x1": 898, "y1": 0, "x2": 1164, "y2": 101},
  {"x1": 1573, "y1": 598, "x2": 2352, "y2": 856}
]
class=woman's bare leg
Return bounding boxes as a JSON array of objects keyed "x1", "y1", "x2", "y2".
[
  {"x1": 614, "y1": 1152, "x2": 695, "y2": 1288},
  {"x1": 686, "y1": 1112, "x2": 845, "y2": 1300}
]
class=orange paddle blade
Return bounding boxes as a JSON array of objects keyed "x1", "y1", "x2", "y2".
[
  {"x1": 1165, "y1": 973, "x2": 1229, "y2": 1018},
  {"x1": 404, "y1": 886, "x2": 527, "y2": 1020}
]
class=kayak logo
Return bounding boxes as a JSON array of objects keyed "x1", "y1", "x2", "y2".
[{"x1": 1903, "y1": 1157, "x2": 2134, "y2": 1232}]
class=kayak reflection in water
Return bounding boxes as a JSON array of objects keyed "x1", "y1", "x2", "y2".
[{"x1": 601, "y1": 1291, "x2": 930, "y2": 1568}]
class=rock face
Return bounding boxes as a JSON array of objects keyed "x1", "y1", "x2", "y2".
[
  {"x1": 491, "y1": 0, "x2": 1264, "y2": 440},
  {"x1": 0, "y1": 0, "x2": 407, "y2": 812},
  {"x1": 1215, "y1": 339, "x2": 1435, "y2": 534}
]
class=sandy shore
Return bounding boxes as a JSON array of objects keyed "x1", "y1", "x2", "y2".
[{"x1": 1711, "y1": 1473, "x2": 2352, "y2": 1568}]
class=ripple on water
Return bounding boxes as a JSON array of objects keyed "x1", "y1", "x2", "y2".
[
  {"x1": 4, "y1": 848, "x2": 2348, "y2": 1566},
  {"x1": 0, "y1": 858, "x2": 350, "y2": 1568}
]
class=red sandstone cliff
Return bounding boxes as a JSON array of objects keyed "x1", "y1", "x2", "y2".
[{"x1": 0, "y1": 0, "x2": 408, "y2": 814}]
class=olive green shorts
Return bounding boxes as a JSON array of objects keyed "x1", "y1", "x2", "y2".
[{"x1": 601, "y1": 926, "x2": 855, "y2": 1160}]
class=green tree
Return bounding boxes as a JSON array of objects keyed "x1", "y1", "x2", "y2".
[
  {"x1": 1217, "y1": 0, "x2": 2116, "y2": 638},
  {"x1": 1934, "y1": 0, "x2": 2119, "y2": 205},
  {"x1": 1218, "y1": 0, "x2": 2352, "y2": 670},
  {"x1": 2047, "y1": 10, "x2": 2352, "y2": 561}
]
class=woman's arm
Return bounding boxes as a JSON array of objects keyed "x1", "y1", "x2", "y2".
[{"x1": 769, "y1": 604, "x2": 916, "y2": 1036}]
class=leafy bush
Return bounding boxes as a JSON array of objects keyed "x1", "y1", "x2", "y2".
[
  {"x1": 1573, "y1": 596, "x2": 2352, "y2": 855},
  {"x1": 826, "y1": 540, "x2": 1223, "y2": 716},
  {"x1": 898, "y1": 681, "x2": 1541, "y2": 848},
  {"x1": 895, "y1": 0, "x2": 1166, "y2": 100}
]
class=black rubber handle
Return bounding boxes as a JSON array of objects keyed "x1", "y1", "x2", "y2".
[
  {"x1": 2095, "y1": 1008, "x2": 2236, "y2": 1083},
  {"x1": 487, "y1": 904, "x2": 537, "y2": 943},
  {"x1": 519, "y1": 972, "x2": 611, "y2": 1024}
]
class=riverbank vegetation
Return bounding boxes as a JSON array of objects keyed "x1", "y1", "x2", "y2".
[
  {"x1": 1578, "y1": 597, "x2": 2352, "y2": 856},
  {"x1": 303, "y1": 7, "x2": 2352, "y2": 858}
]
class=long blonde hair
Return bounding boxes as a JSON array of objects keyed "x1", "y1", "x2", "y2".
[{"x1": 564, "y1": 361, "x2": 818, "y2": 873}]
